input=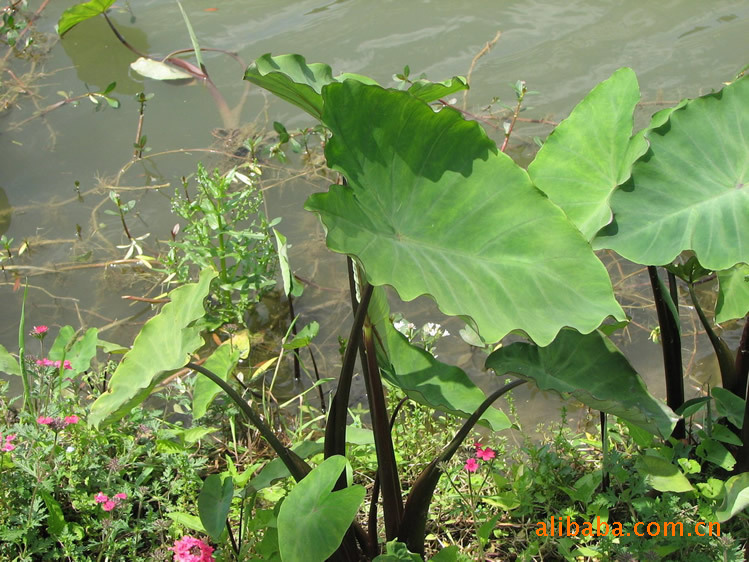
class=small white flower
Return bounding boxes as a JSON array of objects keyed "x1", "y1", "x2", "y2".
[{"x1": 66, "y1": 446, "x2": 75, "y2": 453}]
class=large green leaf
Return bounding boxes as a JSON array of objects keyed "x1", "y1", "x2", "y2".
[
  {"x1": 88, "y1": 268, "x2": 216, "y2": 427},
  {"x1": 244, "y1": 54, "x2": 467, "y2": 120},
  {"x1": 277, "y1": 456, "x2": 365, "y2": 562},
  {"x1": 716, "y1": 264, "x2": 749, "y2": 323},
  {"x1": 528, "y1": 68, "x2": 646, "y2": 240},
  {"x1": 716, "y1": 472, "x2": 749, "y2": 522},
  {"x1": 198, "y1": 474, "x2": 233, "y2": 541},
  {"x1": 485, "y1": 329, "x2": 678, "y2": 438},
  {"x1": 58, "y1": 0, "x2": 116, "y2": 36},
  {"x1": 595, "y1": 77, "x2": 749, "y2": 270},
  {"x1": 0, "y1": 344, "x2": 21, "y2": 377},
  {"x1": 192, "y1": 331, "x2": 249, "y2": 420},
  {"x1": 307, "y1": 81, "x2": 624, "y2": 346},
  {"x1": 369, "y1": 288, "x2": 510, "y2": 430},
  {"x1": 635, "y1": 453, "x2": 694, "y2": 493},
  {"x1": 244, "y1": 54, "x2": 378, "y2": 119}
]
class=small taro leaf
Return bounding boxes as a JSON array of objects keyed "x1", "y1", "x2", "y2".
[
  {"x1": 283, "y1": 321, "x2": 319, "y2": 350},
  {"x1": 373, "y1": 540, "x2": 422, "y2": 561},
  {"x1": 199, "y1": 474, "x2": 234, "y2": 541},
  {"x1": 477, "y1": 513, "x2": 502, "y2": 548},
  {"x1": 39, "y1": 490, "x2": 66, "y2": 537},
  {"x1": 716, "y1": 264, "x2": 749, "y2": 323},
  {"x1": 277, "y1": 456, "x2": 365, "y2": 562},
  {"x1": 50, "y1": 327, "x2": 98, "y2": 374},
  {"x1": 165, "y1": 511, "x2": 207, "y2": 534},
  {"x1": 345, "y1": 426, "x2": 374, "y2": 445},
  {"x1": 675, "y1": 396, "x2": 711, "y2": 418},
  {"x1": 243, "y1": 53, "x2": 378, "y2": 120},
  {"x1": 635, "y1": 454, "x2": 693, "y2": 493},
  {"x1": 0, "y1": 344, "x2": 21, "y2": 376},
  {"x1": 192, "y1": 331, "x2": 248, "y2": 420},
  {"x1": 88, "y1": 268, "x2": 216, "y2": 428},
  {"x1": 594, "y1": 77, "x2": 749, "y2": 271},
  {"x1": 716, "y1": 472, "x2": 749, "y2": 522},
  {"x1": 247, "y1": 440, "x2": 323, "y2": 492},
  {"x1": 665, "y1": 255, "x2": 712, "y2": 283},
  {"x1": 179, "y1": 426, "x2": 219, "y2": 445},
  {"x1": 309, "y1": 81, "x2": 624, "y2": 346},
  {"x1": 696, "y1": 438, "x2": 736, "y2": 471},
  {"x1": 49, "y1": 326, "x2": 76, "y2": 359},
  {"x1": 406, "y1": 76, "x2": 468, "y2": 104},
  {"x1": 130, "y1": 57, "x2": 192, "y2": 81},
  {"x1": 377, "y1": 319, "x2": 511, "y2": 431},
  {"x1": 710, "y1": 424, "x2": 743, "y2": 446},
  {"x1": 622, "y1": 420, "x2": 654, "y2": 449},
  {"x1": 58, "y1": 0, "x2": 116, "y2": 36},
  {"x1": 430, "y1": 545, "x2": 464, "y2": 562},
  {"x1": 486, "y1": 329, "x2": 678, "y2": 438},
  {"x1": 712, "y1": 387, "x2": 745, "y2": 428},
  {"x1": 528, "y1": 68, "x2": 644, "y2": 240}
]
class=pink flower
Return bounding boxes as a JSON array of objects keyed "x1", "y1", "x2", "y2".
[
  {"x1": 114, "y1": 492, "x2": 127, "y2": 500},
  {"x1": 465, "y1": 457, "x2": 479, "y2": 472},
  {"x1": 94, "y1": 492, "x2": 109, "y2": 503},
  {"x1": 170, "y1": 535, "x2": 215, "y2": 562},
  {"x1": 35, "y1": 358, "x2": 73, "y2": 370},
  {"x1": 102, "y1": 500, "x2": 117, "y2": 512},
  {"x1": 64, "y1": 415, "x2": 80, "y2": 426},
  {"x1": 37, "y1": 415, "x2": 54, "y2": 425},
  {"x1": 1, "y1": 433, "x2": 16, "y2": 452},
  {"x1": 476, "y1": 446, "x2": 496, "y2": 461},
  {"x1": 31, "y1": 325, "x2": 48, "y2": 338}
]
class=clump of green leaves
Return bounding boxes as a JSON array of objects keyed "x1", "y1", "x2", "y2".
[{"x1": 164, "y1": 163, "x2": 278, "y2": 328}]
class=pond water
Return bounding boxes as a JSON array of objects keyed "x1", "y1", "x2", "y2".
[{"x1": 1, "y1": 0, "x2": 747, "y2": 430}]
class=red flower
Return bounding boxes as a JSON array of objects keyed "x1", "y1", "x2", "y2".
[
  {"x1": 476, "y1": 446, "x2": 496, "y2": 461},
  {"x1": 464, "y1": 457, "x2": 479, "y2": 472},
  {"x1": 170, "y1": 536, "x2": 215, "y2": 562}
]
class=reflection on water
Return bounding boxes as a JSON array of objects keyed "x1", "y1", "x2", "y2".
[{"x1": 0, "y1": 0, "x2": 747, "y2": 429}]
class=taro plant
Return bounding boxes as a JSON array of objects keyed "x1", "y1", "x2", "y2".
[{"x1": 77, "y1": 53, "x2": 734, "y2": 560}]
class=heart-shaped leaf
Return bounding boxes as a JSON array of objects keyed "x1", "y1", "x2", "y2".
[
  {"x1": 716, "y1": 472, "x2": 749, "y2": 522},
  {"x1": 528, "y1": 67, "x2": 646, "y2": 240},
  {"x1": 58, "y1": 0, "x2": 116, "y2": 36},
  {"x1": 595, "y1": 77, "x2": 749, "y2": 270},
  {"x1": 277, "y1": 456, "x2": 365, "y2": 562},
  {"x1": 192, "y1": 331, "x2": 249, "y2": 420},
  {"x1": 198, "y1": 474, "x2": 233, "y2": 541},
  {"x1": 308, "y1": 80, "x2": 624, "y2": 346},
  {"x1": 485, "y1": 329, "x2": 678, "y2": 438},
  {"x1": 716, "y1": 263, "x2": 749, "y2": 323},
  {"x1": 635, "y1": 454, "x2": 694, "y2": 493},
  {"x1": 88, "y1": 268, "x2": 216, "y2": 427}
]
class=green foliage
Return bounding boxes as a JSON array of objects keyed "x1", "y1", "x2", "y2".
[
  {"x1": 486, "y1": 329, "x2": 678, "y2": 438},
  {"x1": 594, "y1": 76, "x2": 748, "y2": 271},
  {"x1": 0, "y1": 373, "x2": 207, "y2": 561},
  {"x1": 528, "y1": 67, "x2": 646, "y2": 240},
  {"x1": 716, "y1": 264, "x2": 749, "y2": 323},
  {"x1": 164, "y1": 163, "x2": 278, "y2": 327},
  {"x1": 308, "y1": 79, "x2": 624, "y2": 346},
  {"x1": 198, "y1": 474, "x2": 233, "y2": 541},
  {"x1": 57, "y1": 0, "x2": 117, "y2": 36},
  {"x1": 88, "y1": 268, "x2": 216, "y2": 427},
  {"x1": 277, "y1": 455, "x2": 365, "y2": 562}
]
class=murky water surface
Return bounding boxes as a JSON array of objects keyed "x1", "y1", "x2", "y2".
[{"x1": 1, "y1": 0, "x2": 747, "y2": 428}]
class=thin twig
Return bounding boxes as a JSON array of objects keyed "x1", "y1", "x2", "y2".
[{"x1": 462, "y1": 31, "x2": 501, "y2": 110}]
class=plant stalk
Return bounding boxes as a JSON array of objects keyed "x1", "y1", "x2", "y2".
[
  {"x1": 185, "y1": 362, "x2": 310, "y2": 482},
  {"x1": 647, "y1": 266, "x2": 685, "y2": 439}
]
